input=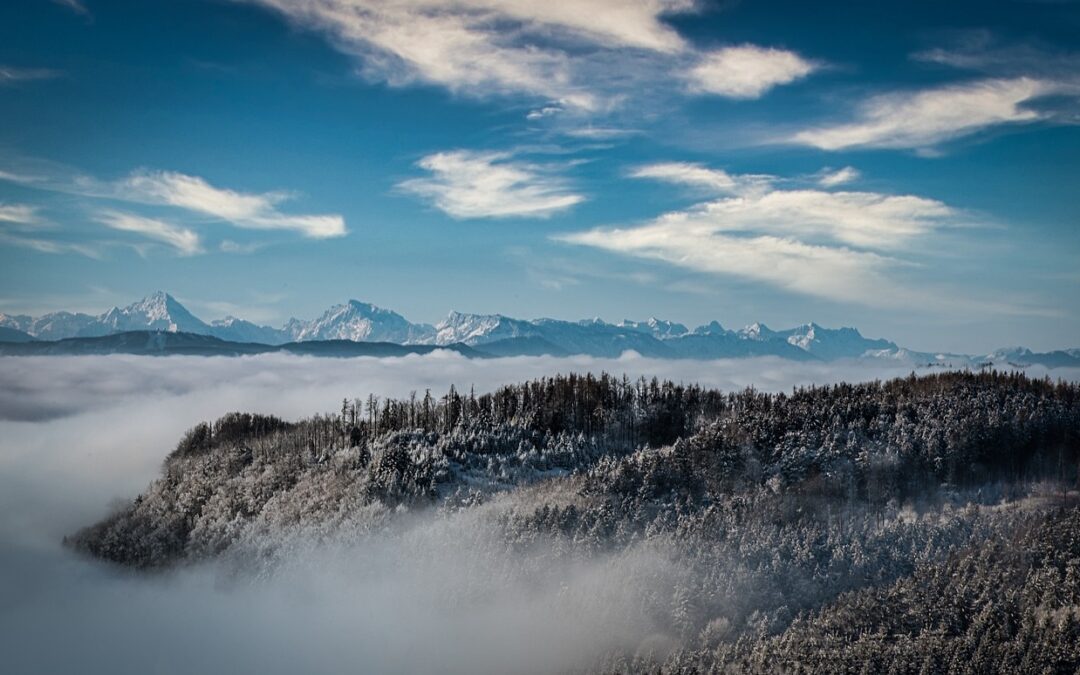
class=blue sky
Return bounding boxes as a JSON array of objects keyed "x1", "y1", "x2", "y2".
[{"x1": 0, "y1": 0, "x2": 1077, "y2": 352}]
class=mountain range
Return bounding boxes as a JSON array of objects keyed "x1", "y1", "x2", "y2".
[{"x1": 1, "y1": 291, "x2": 1077, "y2": 367}]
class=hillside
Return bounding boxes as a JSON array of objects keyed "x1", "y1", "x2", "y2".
[{"x1": 71, "y1": 371, "x2": 1080, "y2": 673}]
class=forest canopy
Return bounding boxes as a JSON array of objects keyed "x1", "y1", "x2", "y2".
[{"x1": 71, "y1": 370, "x2": 1080, "y2": 674}]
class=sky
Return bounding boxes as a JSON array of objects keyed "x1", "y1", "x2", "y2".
[{"x1": 0, "y1": 0, "x2": 1077, "y2": 353}]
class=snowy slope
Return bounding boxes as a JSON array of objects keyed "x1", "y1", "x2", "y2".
[
  {"x1": 0, "y1": 311, "x2": 98, "y2": 340},
  {"x1": 88, "y1": 291, "x2": 210, "y2": 336},
  {"x1": 433, "y1": 312, "x2": 542, "y2": 346},
  {"x1": 209, "y1": 317, "x2": 289, "y2": 345},
  {"x1": 6, "y1": 291, "x2": 1078, "y2": 365},
  {"x1": 618, "y1": 317, "x2": 690, "y2": 339},
  {"x1": 772, "y1": 323, "x2": 897, "y2": 360},
  {"x1": 290, "y1": 300, "x2": 435, "y2": 344}
]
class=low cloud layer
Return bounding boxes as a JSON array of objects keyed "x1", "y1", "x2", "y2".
[{"x1": 2, "y1": 354, "x2": 1076, "y2": 674}]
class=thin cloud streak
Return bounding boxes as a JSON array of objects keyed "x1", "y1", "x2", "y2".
[
  {"x1": 51, "y1": 0, "x2": 89, "y2": 15},
  {"x1": 556, "y1": 163, "x2": 1045, "y2": 314},
  {"x1": 0, "y1": 231, "x2": 102, "y2": 259},
  {"x1": 0, "y1": 162, "x2": 348, "y2": 252},
  {"x1": 0, "y1": 66, "x2": 60, "y2": 85},
  {"x1": 818, "y1": 166, "x2": 861, "y2": 187},
  {"x1": 790, "y1": 77, "x2": 1068, "y2": 151},
  {"x1": 0, "y1": 203, "x2": 45, "y2": 227},
  {"x1": 97, "y1": 210, "x2": 203, "y2": 256},
  {"x1": 119, "y1": 171, "x2": 347, "y2": 239}
]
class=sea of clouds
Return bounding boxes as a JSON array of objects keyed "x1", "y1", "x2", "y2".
[{"x1": 1, "y1": 353, "x2": 1076, "y2": 674}]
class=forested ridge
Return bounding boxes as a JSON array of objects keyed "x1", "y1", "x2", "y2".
[{"x1": 72, "y1": 371, "x2": 1080, "y2": 673}]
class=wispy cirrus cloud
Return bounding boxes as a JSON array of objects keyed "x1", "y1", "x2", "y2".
[
  {"x1": 0, "y1": 203, "x2": 45, "y2": 227},
  {"x1": 790, "y1": 77, "x2": 1068, "y2": 151},
  {"x1": 242, "y1": 0, "x2": 691, "y2": 110},
  {"x1": 118, "y1": 170, "x2": 346, "y2": 239},
  {"x1": 0, "y1": 202, "x2": 97, "y2": 257},
  {"x1": 557, "y1": 162, "x2": 977, "y2": 309},
  {"x1": 685, "y1": 45, "x2": 817, "y2": 99},
  {"x1": 96, "y1": 210, "x2": 203, "y2": 256},
  {"x1": 629, "y1": 162, "x2": 773, "y2": 194},
  {"x1": 0, "y1": 66, "x2": 60, "y2": 85},
  {"x1": 561, "y1": 224, "x2": 906, "y2": 307},
  {"x1": 399, "y1": 150, "x2": 585, "y2": 219},
  {"x1": 0, "y1": 161, "x2": 347, "y2": 251},
  {"x1": 0, "y1": 232, "x2": 102, "y2": 259},
  {"x1": 52, "y1": 0, "x2": 89, "y2": 15},
  {"x1": 911, "y1": 30, "x2": 1080, "y2": 79},
  {"x1": 242, "y1": 0, "x2": 817, "y2": 112}
]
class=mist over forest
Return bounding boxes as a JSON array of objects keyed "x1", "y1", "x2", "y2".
[{"x1": 2, "y1": 354, "x2": 1079, "y2": 674}]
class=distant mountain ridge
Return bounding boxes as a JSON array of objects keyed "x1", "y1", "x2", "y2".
[{"x1": 1, "y1": 291, "x2": 1077, "y2": 366}]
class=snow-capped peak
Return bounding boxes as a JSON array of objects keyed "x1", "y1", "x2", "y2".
[
  {"x1": 434, "y1": 311, "x2": 538, "y2": 345},
  {"x1": 738, "y1": 322, "x2": 775, "y2": 341},
  {"x1": 619, "y1": 317, "x2": 689, "y2": 339},
  {"x1": 293, "y1": 300, "x2": 434, "y2": 344},
  {"x1": 96, "y1": 292, "x2": 209, "y2": 335}
]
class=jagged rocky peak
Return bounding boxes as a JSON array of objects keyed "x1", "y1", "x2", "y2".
[
  {"x1": 619, "y1": 317, "x2": 690, "y2": 339},
  {"x1": 435, "y1": 311, "x2": 539, "y2": 346},
  {"x1": 738, "y1": 322, "x2": 774, "y2": 340}
]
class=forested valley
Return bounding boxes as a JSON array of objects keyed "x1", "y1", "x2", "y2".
[{"x1": 72, "y1": 371, "x2": 1080, "y2": 674}]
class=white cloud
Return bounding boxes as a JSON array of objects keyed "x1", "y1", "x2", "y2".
[
  {"x1": 562, "y1": 126, "x2": 640, "y2": 140},
  {"x1": 0, "y1": 203, "x2": 97, "y2": 256},
  {"x1": 97, "y1": 210, "x2": 203, "y2": 256},
  {"x1": 630, "y1": 163, "x2": 952, "y2": 249},
  {"x1": 399, "y1": 150, "x2": 584, "y2": 219},
  {"x1": 559, "y1": 164, "x2": 966, "y2": 307},
  {"x1": 664, "y1": 189, "x2": 955, "y2": 250},
  {"x1": 0, "y1": 162, "x2": 347, "y2": 253},
  {"x1": 791, "y1": 77, "x2": 1062, "y2": 151},
  {"x1": 51, "y1": 0, "x2": 89, "y2": 15},
  {"x1": 0, "y1": 203, "x2": 44, "y2": 227},
  {"x1": 818, "y1": 166, "x2": 861, "y2": 187},
  {"x1": 242, "y1": 2, "x2": 825, "y2": 112},
  {"x1": 526, "y1": 106, "x2": 563, "y2": 120},
  {"x1": 686, "y1": 45, "x2": 816, "y2": 99},
  {"x1": 629, "y1": 162, "x2": 773, "y2": 194},
  {"x1": 119, "y1": 170, "x2": 347, "y2": 238},
  {"x1": 631, "y1": 162, "x2": 739, "y2": 191},
  {"x1": 0, "y1": 66, "x2": 59, "y2": 85},
  {"x1": 244, "y1": 0, "x2": 695, "y2": 110},
  {"x1": 561, "y1": 224, "x2": 905, "y2": 306},
  {"x1": 0, "y1": 232, "x2": 101, "y2": 259}
]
